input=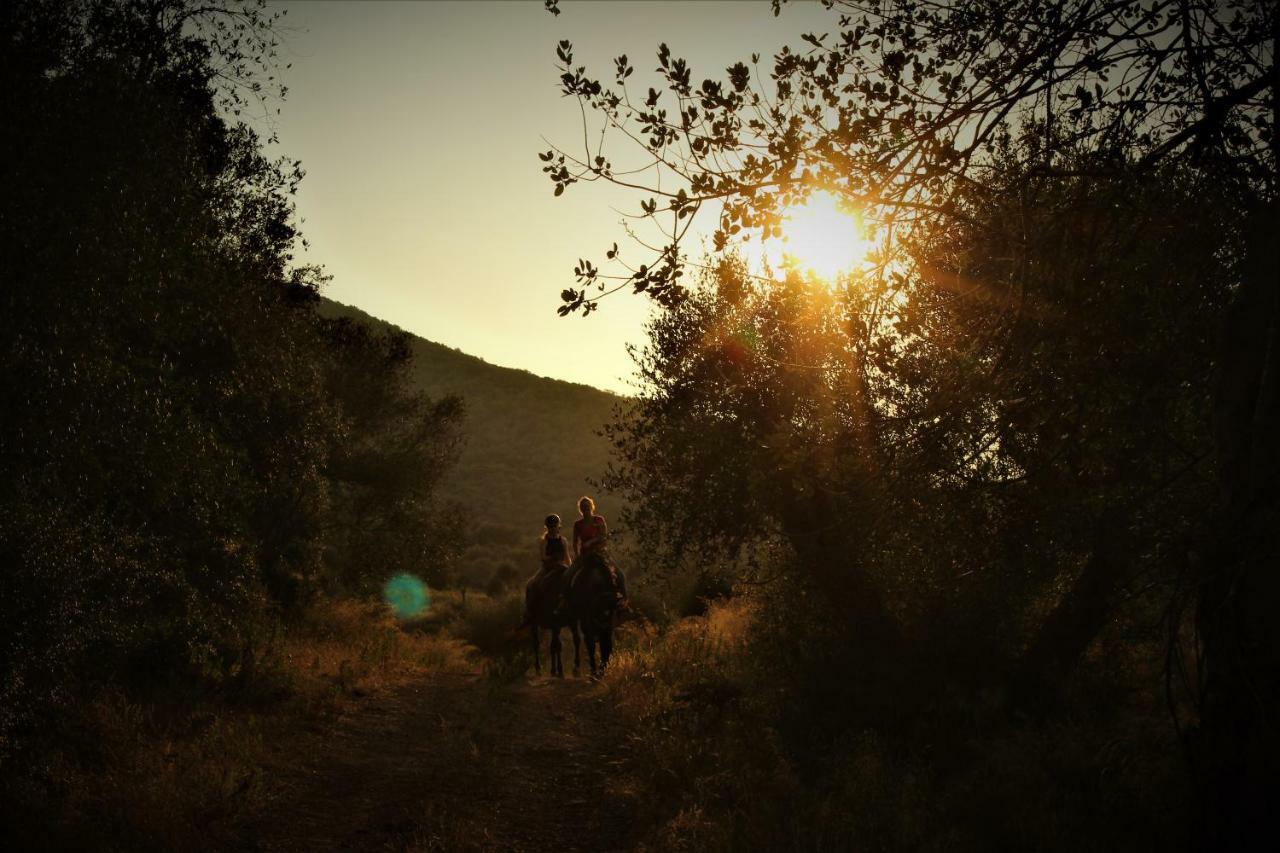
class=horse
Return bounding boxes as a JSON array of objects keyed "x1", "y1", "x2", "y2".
[
  {"x1": 523, "y1": 566, "x2": 580, "y2": 678},
  {"x1": 567, "y1": 555, "x2": 626, "y2": 678}
]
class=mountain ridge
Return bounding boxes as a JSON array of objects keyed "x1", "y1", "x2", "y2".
[{"x1": 319, "y1": 297, "x2": 627, "y2": 589}]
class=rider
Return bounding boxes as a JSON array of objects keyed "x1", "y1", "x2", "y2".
[
  {"x1": 523, "y1": 514, "x2": 570, "y2": 626},
  {"x1": 537, "y1": 513, "x2": 571, "y2": 579},
  {"x1": 571, "y1": 496, "x2": 626, "y2": 603}
]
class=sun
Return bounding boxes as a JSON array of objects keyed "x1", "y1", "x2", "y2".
[{"x1": 778, "y1": 192, "x2": 875, "y2": 281}]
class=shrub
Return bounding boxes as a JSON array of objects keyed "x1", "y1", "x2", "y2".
[
  {"x1": 450, "y1": 592, "x2": 531, "y2": 681},
  {"x1": 486, "y1": 563, "x2": 521, "y2": 597},
  {"x1": 608, "y1": 588, "x2": 1192, "y2": 852}
]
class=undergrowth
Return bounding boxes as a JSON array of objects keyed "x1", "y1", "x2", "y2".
[
  {"x1": 607, "y1": 596, "x2": 1192, "y2": 853},
  {"x1": 1, "y1": 596, "x2": 476, "y2": 852}
]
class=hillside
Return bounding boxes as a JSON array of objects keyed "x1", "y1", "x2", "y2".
[{"x1": 319, "y1": 299, "x2": 627, "y2": 589}]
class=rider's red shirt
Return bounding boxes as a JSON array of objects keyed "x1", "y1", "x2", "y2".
[{"x1": 574, "y1": 515, "x2": 606, "y2": 550}]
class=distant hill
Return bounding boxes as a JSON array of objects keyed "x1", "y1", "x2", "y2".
[{"x1": 319, "y1": 299, "x2": 627, "y2": 589}]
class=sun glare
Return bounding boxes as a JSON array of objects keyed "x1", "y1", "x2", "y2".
[{"x1": 779, "y1": 192, "x2": 875, "y2": 281}]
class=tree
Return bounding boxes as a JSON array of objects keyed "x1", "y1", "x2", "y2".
[
  {"x1": 321, "y1": 317, "x2": 464, "y2": 595},
  {"x1": 548, "y1": 1, "x2": 1277, "y2": 842},
  {"x1": 0, "y1": 0, "x2": 462, "y2": 758},
  {"x1": 546, "y1": 0, "x2": 1272, "y2": 311},
  {"x1": 2, "y1": 0, "x2": 315, "y2": 740}
]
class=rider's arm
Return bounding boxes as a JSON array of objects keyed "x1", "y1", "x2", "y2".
[
  {"x1": 595, "y1": 516, "x2": 608, "y2": 545},
  {"x1": 571, "y1": 524, "x2": 581, "y2": 560}
]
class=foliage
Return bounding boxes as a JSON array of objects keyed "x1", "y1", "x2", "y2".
[
  {"x1": 449, "y1": 591, "x2": 533, "y2": 681},
  {"x1": 608, "y1": 169, "x2": 1221, "y2": 705},
  {"x1": 320, "y1": 318, "x2": 464, "y2": 594},
  {"x1": 548, "y1": 0, "x2": 1277, "y2": 843},
  {"x1": 611, "y1": 596, "x2": 1188, "y2": 853},
  {"x1": 545, "y1": 0, "x2": 1272, "y2": 310},
  {"x1": 0, "y1": 0, "x2": 460, "y2": 761}
]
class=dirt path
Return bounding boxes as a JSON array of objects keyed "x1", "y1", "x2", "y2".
[{"x1": 242, "y1": 672, "x2": 641, "y2": 852}]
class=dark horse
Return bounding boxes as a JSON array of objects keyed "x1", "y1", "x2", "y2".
[
  {"x1": 524, "y1": 567, "x2": 580, "y2": 677},
  {"x1": 567, "y1": 555, "x2": 626, "y2": 678}
]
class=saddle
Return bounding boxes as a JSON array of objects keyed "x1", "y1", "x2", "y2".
[{"x1": 569, "y1": 554, "x2": 625, "y2": 610}]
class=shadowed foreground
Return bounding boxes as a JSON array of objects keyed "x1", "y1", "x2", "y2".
[{"x1": 244, "y1": 673, "x2": 639, "y2": 852}]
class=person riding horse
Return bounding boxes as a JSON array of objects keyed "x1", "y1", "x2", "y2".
[
  {"x1": 569, "y1": 496, "x2": 625, "y2": 603},
  {"x1": 525, "y1": 514, "x2": 570, "y2": 621},
  {"x1": 525, "y1": 500, "x2": 629, "y2": 678},
  {"x1": 523, "y1": 514, "x2": 580, "y2": 676}
]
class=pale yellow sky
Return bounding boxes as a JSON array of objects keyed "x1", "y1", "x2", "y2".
[{"x1": 270, "y1": 0, "x2": 831, "y2": 393}]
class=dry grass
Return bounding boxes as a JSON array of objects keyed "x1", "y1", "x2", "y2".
[
  {"x1": 2, "y1": 595, "x2": 480, "y2": 851},
  {"x1": 7, "y1": 691, "x2": 271, "y2": 851},
  {"x1": 608, "y1": 596, "x2": 754, "y2": 717},
  {"x1": 602, "y1": 597, "x2": 804, "y2": 852},
  {"x1": 445, "y1": 590, "x2": 533, "y2": 681},
  {"x1": 282, "y1": 597, "x2": 475, "y2": 712},
  {"x1": 394, "y1": 805, "x2": 505, "y2": 853}
]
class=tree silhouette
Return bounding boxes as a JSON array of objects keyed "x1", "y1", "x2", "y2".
[
  {"x1": 546, "y1": 0, "x2": 1272, "y2": 311},
  {"x1": 550, "y1": 1, "x2": 1277, "y2": 843},
  {"x1": 1, "y1": 0, "x2": 461, "y2": 756}
]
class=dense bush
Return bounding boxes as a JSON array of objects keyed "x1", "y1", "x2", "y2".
[{"x1": 611, "y1": 593, "x2": 1189, "y2": 853}]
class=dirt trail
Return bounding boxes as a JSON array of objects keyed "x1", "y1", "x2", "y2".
[{"x1": 244, "y1": 673, "x2": 641, "y2": 852}]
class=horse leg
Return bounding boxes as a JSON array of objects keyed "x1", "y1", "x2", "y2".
[
  {"x1": 570, "y1": 621, "x2": 581, "y2": 677},
  {"x1": 599, "y1": 626, "x2": 614, "y2": 672},
  {"x1": 557, "y1": 625, "x2": 569, "y2": 678},
  {"x1": 550, "y1": 626, "x2": 563, "y2": 678},
  {"x1": 530, "y1": 623, "x2": 541, "y2": 675},
  {"x1": 584, "y1": 624, "x2": 598, "y2": 678}
]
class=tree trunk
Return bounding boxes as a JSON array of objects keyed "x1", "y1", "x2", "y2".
[{"x1": 1014, "y1": 508, "x2": 1132, "y2": 711}]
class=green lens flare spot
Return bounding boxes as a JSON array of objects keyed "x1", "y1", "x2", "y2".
[{"x1": 383, "y1": 573, "x2": 430, "y2": 619}]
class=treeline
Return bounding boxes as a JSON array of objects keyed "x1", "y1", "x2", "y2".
[{"x1": 0, "y1": 0, "x2": 460, "y2": 758}]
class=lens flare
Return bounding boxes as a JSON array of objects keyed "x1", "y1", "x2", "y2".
[{"x1": 383, "y1": 573, "x2": 430, "y2": 619}]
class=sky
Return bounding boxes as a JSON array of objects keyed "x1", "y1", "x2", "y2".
[{"x1": 267, "y1": 0, "x2": 833, "y2": 393}]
